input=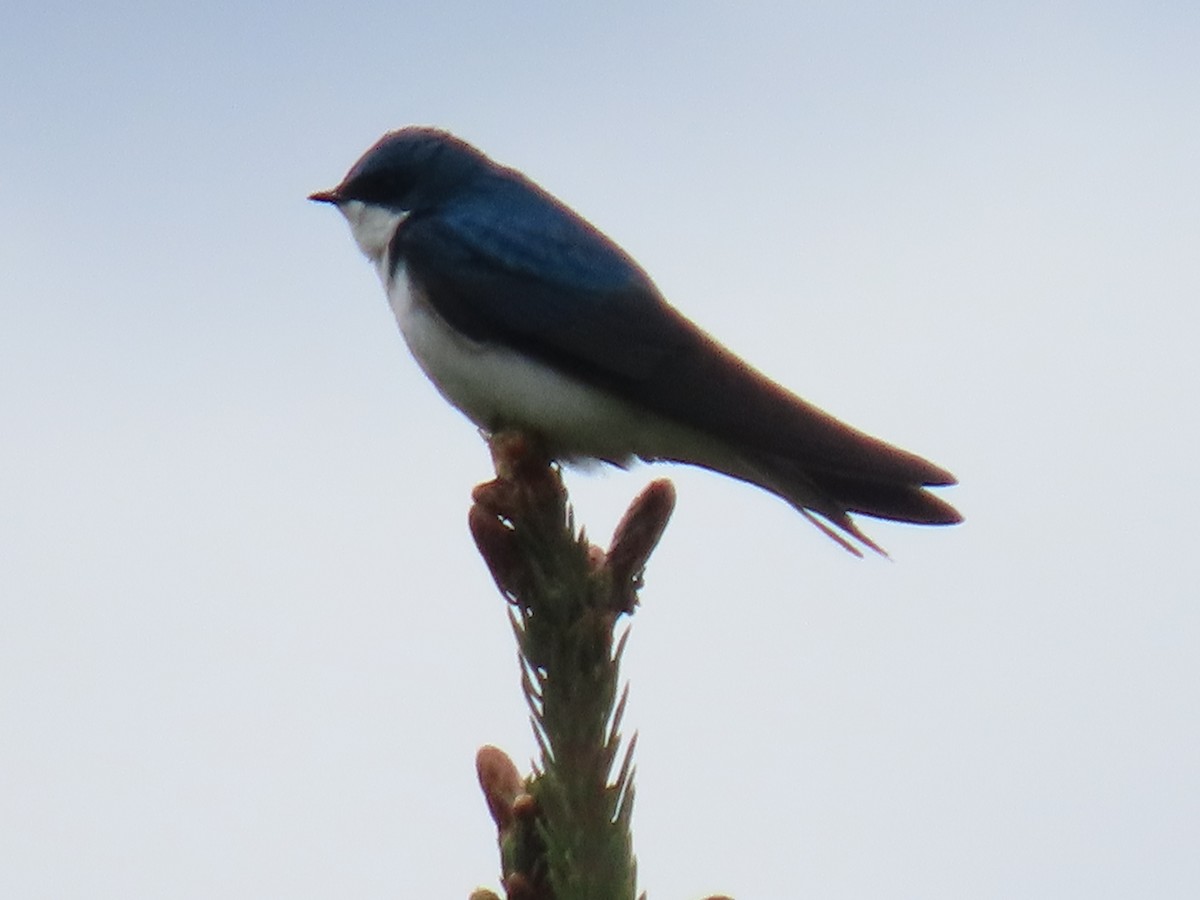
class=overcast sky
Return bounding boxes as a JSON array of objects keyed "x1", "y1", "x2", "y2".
[{"x1": 3, "y1": 2, "x2": 1198, "y2": 898}]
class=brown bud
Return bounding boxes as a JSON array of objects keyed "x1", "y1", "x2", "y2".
[
  {"x1": 606, "y1": 479, "x2": 676, "y2": 612},
  {"x1": 476, "y1": 745, "x2": 525, "y2": 831},
  {"x1": 468, "y1": 506, "x2": 525, "y2": 603},
  {"x1": 471, "y1": 476, "x2": 520, "y2": 516}
]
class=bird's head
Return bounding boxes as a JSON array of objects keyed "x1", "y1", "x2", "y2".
[{"x1": 309, "y1": 127, "x2": 488, "y2": 263}]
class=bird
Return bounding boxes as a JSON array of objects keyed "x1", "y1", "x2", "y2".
[{"x1": 310, "y1": 127, "x2": 960, "y2": 555}]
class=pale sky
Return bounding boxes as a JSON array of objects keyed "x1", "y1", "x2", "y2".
[{"x1": 3, "y1": 2, "x2": 1198, "y2": 898}]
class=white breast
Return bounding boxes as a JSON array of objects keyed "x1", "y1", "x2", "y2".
[
  {"x1": 338, "y1": 198, "x2": 746, "y2": 476},
  {"x1": 386, "y1": 264, "x2": 664, "y2": 464}
]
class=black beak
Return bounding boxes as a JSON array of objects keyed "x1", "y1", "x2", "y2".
[{"x1": 308, "y1": 188, "x2": 342, "y2": 204}]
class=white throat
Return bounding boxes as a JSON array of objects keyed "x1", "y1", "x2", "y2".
[{"x1": 338, "y1": 199, "x2": 409, "y2": 269}]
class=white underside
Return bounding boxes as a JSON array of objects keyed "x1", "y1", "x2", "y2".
[
  {"x1": 387, "y1": 262, "x2": 726, "y2": 466},
  {"x1": 336, "y1": 198, "x2": 770, "y2": 483}
]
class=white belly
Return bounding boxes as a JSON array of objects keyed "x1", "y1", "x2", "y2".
[{"x1": 384, "y1": 263, "x2": 730, "y2": 468}]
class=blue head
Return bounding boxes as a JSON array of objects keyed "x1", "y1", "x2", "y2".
[{"x1": 310, "y1": 127, "x2": 491, "y2": 213}]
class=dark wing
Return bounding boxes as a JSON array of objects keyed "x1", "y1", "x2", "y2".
[
  {"x1": 394, "y1": 176, "x2": 688, "y2": 383},
  {"x1": 396, "y1": 175, "x2": 959, "y2": 529}
]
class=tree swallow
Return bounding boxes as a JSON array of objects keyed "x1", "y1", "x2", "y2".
[{"x1": 310, "y1": 127, "x2": 960, "y2": 555}]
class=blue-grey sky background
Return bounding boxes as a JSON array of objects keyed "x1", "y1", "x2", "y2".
[{"x1": 3, "y1": 2, "x2": 1197, "y2": 897}]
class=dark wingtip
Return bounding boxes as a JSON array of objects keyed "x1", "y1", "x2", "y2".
[
  {"x1": 894, "y1": 487, "x2": 962, "y2": 526},
  {"x1": 923, "y1": 466, "x2": 958, "y2": 488},
  {"x1": 940, "y1": 504, "x2": 965, "y2": 525}
]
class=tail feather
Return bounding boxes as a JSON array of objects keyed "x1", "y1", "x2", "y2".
[
  {"x1": 810, "y1": 469, "x2": 963, "y2": 525},
  {"x1": 743, "y1": 450, "x2": 961, "y2": 556},
  {"x1": 799, "y1": 509, "x2": 885, "y2": 559}
]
